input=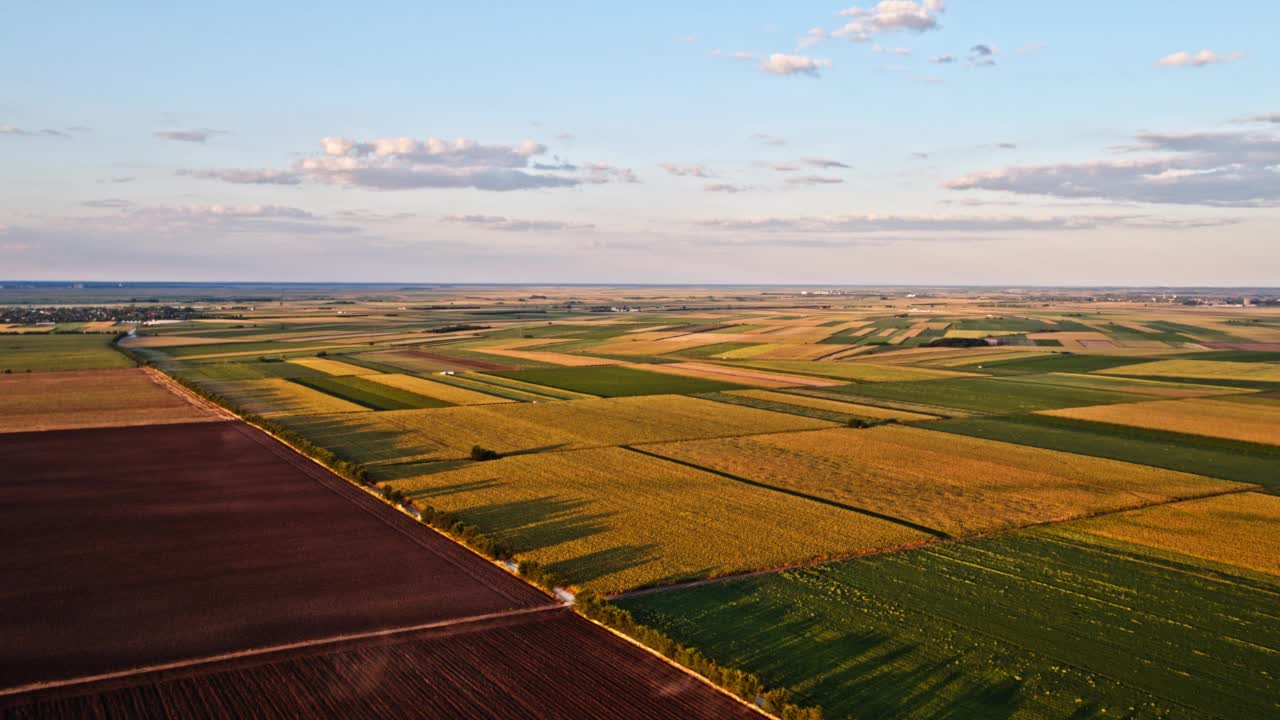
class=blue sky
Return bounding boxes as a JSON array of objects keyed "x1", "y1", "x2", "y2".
[{"x1": 2, "y1": 1, "x2": 1277, "y2": 284}]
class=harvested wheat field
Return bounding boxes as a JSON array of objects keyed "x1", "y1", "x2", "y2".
[
  {"x1": 1041, "y1": 396, "x2": 1280, "y2": 446},
  {"x1": 725, "y1": 389, "x2": 939, "y2": 421},
  {"x1": 1059, "y1": 492, "x2": 1280, "y2": 577},
  {"x1": 388, "y1": 447, "x2": 925, "y2": 593},
  {"x1": 0, "y1": 369, "x2": 219, "y2": 433},
  {"x1": 205, "y1": 378, "x2": 371, "y2": 417},
  {"x1": 280, "y1": 394, "x2": 836, "y2": 466},
  {"x1": 286, "y1": 356, "x2": 380, "y2": 375},
  {"x1": 644, "y1": 426, "x2": 1244, "y2": 537},
  {"x1": 361, "y1": 373, "x2": 512, "y2": 405},
  {"x1": 1100, "y1": 358, "x2": 1280, "y2": 382}
]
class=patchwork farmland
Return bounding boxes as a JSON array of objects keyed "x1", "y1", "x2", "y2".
[{"x1": 4, "y1": 284, "x2": 1278, "y2": 719}]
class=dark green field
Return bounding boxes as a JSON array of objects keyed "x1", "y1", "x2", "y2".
[
  {"x1": 291, "y1": 375, "x2": 451, "y2": 410},
  {"x1": 825, "y1": 376, "x2": 1145, "y2": 414},
  {"x1": 0, "y1": 334, "x2": 134, "y2": 372},
  {"x1": 489, "y1": 365, "x2": 749, "y2": 397},
  {"x1": 925, "y1": 413, "x2": 1279, "y2": 486},
  {"x1": 171, "y1": 359, "x2": 329, "y2": 382},
  {"x1": 951, "y1": 353, "x2": 1149, "y2": 375},
  {"x1": 619, "y1": 530, "x2": 1280, "y2": 719}
]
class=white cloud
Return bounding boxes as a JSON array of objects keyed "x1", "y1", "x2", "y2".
[
  {"x1": 787, "y1": 175, "x2": 845, "y2": 186},
  {"x1": 153, "y1": 128, "x2": 227, "y2": 143},
  {"x1": 733, "y1": 51, "x2": 755, "y2": 61},
  {"x1": 797, "y1": 28, "x2": 828, "y2": 49},
  {"x1": 873, "y1": 45, "x2": 912, "y2": 55},
  {"x1": 186, "y1": 135, "x2": 635, "y2": 192},
  {"x1": 1158, "y1": 50, "x2": 1245, "y2": 67},
  {"x1": 1234, "y1": 113, "x2": 1280, "y2": 124},
  {"x1": 929, "y1": 54, "x2": 955, "y2": 63},
  {"x1": 694, "y1": 212, "x2": 1237, "y2": 234},
  {"x1": 659, "y1": 163, "x2": 713, "y2": 178},
  {"x1": 802, "y1": 157, "x2": 852, "y2": 169},
  {"x1": 177, "y1": 168, "x2": 303, "y2": 185},
  {"x1": 704, "y1": 182, "x2": 752, "y2": 193},
  {"x1": 945, "y1": 125, "x2": 1280, "y2": 207},
  {"x1": 750, "y1": 133, "x2": 787, "y2": 146},
  {"x1": 1, "y1": 125, "x2": 72, "y2": 139},
  {"x1": 76, "y1": 203, "x2": 361, "y2": 235},
  {"x1": 761, "y1": 54, "x2": 831, "y2": 77},
  {"x1": 834, "y1": 1, "x2": 946, "y2": 41},
  {"x1": 440, "y1": 214, "x2": 594, "y2": 232}
]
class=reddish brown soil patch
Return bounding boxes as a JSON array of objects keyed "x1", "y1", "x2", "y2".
[
  {"x1": 403, "y1": 349, "x2": 515, "y2": 371},
  {"x1": 0, "y1": 421, "x2": 549, "y2": 690},
  {"x1": 2, "y1": 610, "x2": 758, "y2": 719}
]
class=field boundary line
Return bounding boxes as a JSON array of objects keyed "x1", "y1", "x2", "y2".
[
  {"x1": 0, "y1": 605, "x2": 567, "y2": 699},
  {"x1": 141, "y1": 366, "x2": 236, "y2": 421},
  {"x1": 622, "y1": 445, "x2": 951, "y2": 539}
]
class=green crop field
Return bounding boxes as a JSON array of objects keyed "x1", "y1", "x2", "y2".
[
  {"x1": 946, "y1": 353, "x2": 1149, "y2": 375},
  {"x1": 926, "y1": 413, "x2": 1279, "y2": 486},
  {"x1": 824, "y1": 376, "x2": 1147, "y2": 414},
  {"x1": 290, "y1": 375, "x2": 451, "y2": 410},
  {"x1": 620, "y1": 529, "x2": 1280, "y2": 719},
  {"x1": 489, "y1": 365, "x2": 750, "y2": 397},
  {"x1": 0, "y1": 334, "x2": 133, "y2": 372}
]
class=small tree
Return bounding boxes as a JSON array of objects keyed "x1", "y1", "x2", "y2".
[{"x1": 470, "y1": 445, "x2": 500, "y2": 461}]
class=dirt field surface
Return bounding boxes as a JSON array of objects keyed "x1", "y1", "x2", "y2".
[
  {"x1": 0, "y1": 421, "x2": 550, "y2": 691},
  {"x1": 0, "y1": 369, "x2": 222, "y2": 433},
  {"x1": 0, "y1": 610, "x2": 758, "y2": 719}
]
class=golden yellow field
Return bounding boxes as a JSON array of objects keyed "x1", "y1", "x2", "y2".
[
  {"x1": 361, "y1": 373, "x2": 512, "y2": 405},
  {"x1": 735, "y1": 360, "x2": 975, "y2": 382},
  {"x1": 0, "y1": 368, "x2": 219, "y2": 432},
  {"x1": 209, "y1": 378, "x2": 371, "y2": 418},
  {"x1": 1099, "y1": 359, "x2": 1280, "y2": 382},
  {"x1": 644, "y1": 426, "x2": 1243, "y2": 537},
  {"x1": 1061, "y1": 492, "x2": 1280, "y2": 576},
  {"x1": 387, "y1": 447, "x2": 928, "y2": 593},
  {"x1": 285, "y1": 356, "x2": 379, "y2": 375},
  {"x1": 281, "y1": 394, "x2": 836, "y2": 465},
  {"x1": 726, "y1": 389, "x2": 939, "y2": 421},
  {"x1": 1041, "y1": 396, "x2": 1280, "y2": 446},
  {"x1": 122, "y1": 335, "x2": 243, "y2": 348},
  {"x1": 640, "y1": 362, "x2": 842, "y2": 388}
]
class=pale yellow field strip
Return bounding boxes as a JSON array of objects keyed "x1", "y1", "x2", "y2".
[
  {"x1": 1031, "y1": 373, "x2": 1256, "y2": 398},
  {"x1": 286, "y1": 357, "x2": 380, "y2": 375},
  {"x1": 645, "y1": 426, "x2": 1244, "y2": 538},
  {"x1": 727, "y1": 389, "x2": 939, "y2": 421},
  {"x1": 122, "y1": 335, "x2": 247, "y2": 349},
  {"x1": 1061, "y1": 492, "x2": 1280, "y2": 577},
  {"x1": 589, "y1": 337, "x2": 728, "y2": 355},
  {"x1": 645, "y1": 362, "x2": 845, "y2": 388},
  {"x1": 754, "y1": 343, "x2": 851, "y2": 361},
  {"x1": 209, "y1": 378, "x2": 372, "y2": 418},
  {"x1": 361, "y1": 373, "x2": 513, "y2": 405},
  {"x1": 0, "y1": 368, "x2": 222, "y2": 433},
  {"x1": 739, "y1": 360, "x2": 978, "y2": 382},
  {"x1": 468, "y1": 373, "x2": 599, "y2": 399},
  {"x1": 83, "y1": 321, "x2": 122, "y2": 332},
  {"x1": 715, "y1": 343, "x2": 780, "y2": 360},
  {"x1": 1099, "y1": 359, "x2": 1280, "y2": 382},
  {"x1": 1040, "y1": 396, "x2": 1280, "y2": 446}
]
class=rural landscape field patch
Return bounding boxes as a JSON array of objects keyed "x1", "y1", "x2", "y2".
[
  {"x1": 645, "y1": 426, "x2": 1242, "y2": 536},
  {"x1": 386, "y1": 447, "x2": 926, "y2": 593},
  {"x1": 0, "y1": 368, "x2": 219, "y2": 432},
  {"x1": 1041, "y1": 395, "x2": 1280, "y2": 446}
]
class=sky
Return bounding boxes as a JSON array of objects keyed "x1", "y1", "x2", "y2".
[{"x1": 2, "y1": 1, "x2": 1277, "y2": 285}]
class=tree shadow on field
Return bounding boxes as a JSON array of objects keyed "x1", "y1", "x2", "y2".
[
  {"x1": 459, "y1": 495, "x2": 614, "y2": 553},
  {"x1": 370, "y1": 459, "x2": 471, "y2": 482},
  {"x1": 503, "y1": 442, "x2": 574, "y2": 457},
  {"x1": 546, "y1": 543, "x2": 659, "y2": 588}
]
